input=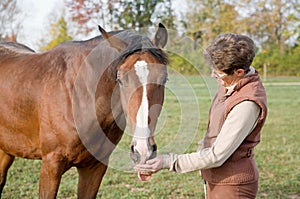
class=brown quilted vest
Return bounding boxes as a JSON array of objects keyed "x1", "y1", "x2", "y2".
[{"x1": 201, "y1": 71, "x2": 267, "y2": 185}]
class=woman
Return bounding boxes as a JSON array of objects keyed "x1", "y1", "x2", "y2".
[{"x1": 134, "y1": 33, "x2": 268, "y2": 198}]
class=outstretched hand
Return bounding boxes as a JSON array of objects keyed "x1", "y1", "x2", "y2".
[{"x1": 134, "y1": 155, "x2": 166, "y2": 174}]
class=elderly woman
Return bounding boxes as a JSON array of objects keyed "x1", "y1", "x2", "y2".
[{"x1": 135, "y1": 33, "x2": 268, "y2": 198}]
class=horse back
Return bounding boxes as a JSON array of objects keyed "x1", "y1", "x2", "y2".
[{"x1": 0, "y1": 41, "x2": 35, "y2": 55}]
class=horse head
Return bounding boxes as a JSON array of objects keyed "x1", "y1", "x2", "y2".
[{"x1": 99, "y1": 24, "x2": 168, "y2": 165}]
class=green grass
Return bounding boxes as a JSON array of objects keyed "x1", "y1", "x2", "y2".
[{"x1": 2, "y1": 76, "x2": 300, "y2": 198}]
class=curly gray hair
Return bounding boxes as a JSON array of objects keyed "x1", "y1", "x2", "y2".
[{"x1": 204, "y1": 33, "x2": 255, "y2": 75}]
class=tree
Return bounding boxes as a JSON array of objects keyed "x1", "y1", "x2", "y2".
[
  {"x1": 42, "y1": 17, "x2": 73, "y2": 50},
  {"x1": 155, "y1": 0, "x2": 177, "y2": 30},
  {"x1": 182, "y1": 0, "x2": 300, "y2": 76},
  {"x1": 65, "y1": 0, "x2": 177, "y2": 36},
  {"x1": 108, "y1": 0, "x2": 169, "y2": 31},
  {"x1": 66, "y1": 0, "x2": 105, "y2": 37},
  {"x1": 0, "y1": 0, "x2": 22, "y2": 41},
  {"x1": 184, "y1": 0, "x2": 240, "y2": 48},
  {"x1": 236, "y1": 0, "x2": 300, "y2": 76},
  {"x1": 237, "y1": 0, "x2": 300, "y2": 54}
]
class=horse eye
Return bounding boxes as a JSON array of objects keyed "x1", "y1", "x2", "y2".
[
  {"x1": 117, "y1": 78, "x2": 123, "y2": 86},
  {"x1": 116, "y1": 71, "x2": 124, "y2": 86},
  {"x1": 162, "y1": 77, "x2": 168, "y2": 85}
]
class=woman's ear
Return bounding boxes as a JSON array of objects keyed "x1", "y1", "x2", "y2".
[{"x1": 236, "y1": 69, "x2": 245, "y2": 77}]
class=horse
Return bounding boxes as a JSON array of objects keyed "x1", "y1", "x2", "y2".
[{"x1": 0, "y1": 23, "x2": 168, "y2": 198}]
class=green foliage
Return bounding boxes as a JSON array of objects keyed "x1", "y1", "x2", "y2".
[
  {"x1": 166, "y1": 32, "x2": 211, "y2": 75},
  {"x1": 42, "y1": 17, "x2": 73, "y2": 50},
  {"x1": 109, "y1": 0, "x2": 161, "y2": 30},
  {"x1": 253, "y1": 44, "x2": 300, "y2": 77},
  {"x1": 183, "y1": 0, "x2": 300, "y2": 76},
  {"x1": 154, "y1": 0, "x2": 177, "y2": 30},
  {"x1": 185, "y1": 0, "x2": 240, "y2": 47},
  {"x1": 2, "y1": 0, "x2": 300, "y2": 76},
  {"x1": 168, "y1": 52, "x2": 196, "y2": 74},
  {"x1": 62, "y1": 0, "x2": 300, "y2": 76}
]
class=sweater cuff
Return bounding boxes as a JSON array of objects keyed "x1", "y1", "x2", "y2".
[{"x1": 162, "y1": 154, "x2": 171, "y2": 169}]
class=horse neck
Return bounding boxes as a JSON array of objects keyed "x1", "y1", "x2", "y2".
[
  {"x1": 95, "y1": 70, "x2": 124, "y2": 125},
  {"x1": 74, "y1": 35, "x2": 125, "y2": 120}
]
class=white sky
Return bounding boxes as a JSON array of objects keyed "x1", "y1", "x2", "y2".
[
  {"x1": 17, "y1": 0, "x2": 64, "y2": 50},
  {"x1": 16, "y1": 0, "x2": 186, "y2": 50}
]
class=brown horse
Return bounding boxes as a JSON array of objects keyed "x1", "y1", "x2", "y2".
[{"x1": 0, "y1": 24, "x2": 168, "y2": 198}]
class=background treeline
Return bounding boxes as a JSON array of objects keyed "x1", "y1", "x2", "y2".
[{"x1": 1, "y1": 0, "x2": 300, "y2": 76}]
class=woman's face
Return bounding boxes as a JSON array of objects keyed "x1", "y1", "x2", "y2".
[{"x1": 211, "y1": 69, "x2": 245, "y2": 87}]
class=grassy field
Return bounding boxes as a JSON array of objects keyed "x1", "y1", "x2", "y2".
[{"x1": 2, "y1": 76, "x2": 300, "y2": 199}]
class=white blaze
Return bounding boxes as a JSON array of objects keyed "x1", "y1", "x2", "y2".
[
  {"x1": 134, "y1": 60, "x2": 150, "y2": 137},
  {"x1": 133, "y1": 60, "x2": 151, "y2": 159}
]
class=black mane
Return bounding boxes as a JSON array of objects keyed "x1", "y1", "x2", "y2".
[
  {"x1": 81, "y1": 30, "x2": 168, "y2": 65},
  {"x1": 107, "y1": 30, "x2": 168, "y2": 78}
]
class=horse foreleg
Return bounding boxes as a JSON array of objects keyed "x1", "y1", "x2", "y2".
[
  {"x1": 0, "y1": 150, "x2": 14, "y2": 197},
  {"x1": 77, "y1": 163, "x2": 107, "y2": 199},
  {"x1": 39, "y1": 153, "x2": 68, "y2": 199}
]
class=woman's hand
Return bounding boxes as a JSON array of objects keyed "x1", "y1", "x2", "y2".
[{"x1": 134, "y1": 155, "x2": 169, "y2": 173}]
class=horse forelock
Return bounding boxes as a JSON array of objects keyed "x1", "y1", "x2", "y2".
[{"x1": 107, "y1": 30, "x2": 168, "y2": 80}]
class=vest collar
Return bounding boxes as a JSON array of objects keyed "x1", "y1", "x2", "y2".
[{"x1": 222, "y1": 67, "x2": 259, "y2": 98}]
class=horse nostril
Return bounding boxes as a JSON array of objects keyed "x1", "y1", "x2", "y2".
[
  {"x1": 149, "y1": 144, "x2": 157, "y2": 160},
  {"x1": 130, "y1": 146, "x2": 141, "y2": 164},
  {"x1": 152, "y1": 144, "x2": 157, "y2": 152}
]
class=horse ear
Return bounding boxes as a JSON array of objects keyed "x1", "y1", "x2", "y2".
[
  {"x1": 98, "y1": 25, "x2": 127, "y2": 52},
  {"x1": 152, "y1": 23, "x2": 168, "y2": 48}
]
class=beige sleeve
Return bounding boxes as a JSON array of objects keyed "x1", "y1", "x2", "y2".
[{"x1": 164, "y1": 101, "x2": 260, "y2": 173}]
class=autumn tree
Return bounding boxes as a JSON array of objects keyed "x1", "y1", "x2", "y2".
[
  {"x1": 0, "y1": 0, "x2": 22, "y2": 41},
  {"x1": 66, "y1": 0, "x2": 103, "y2": 37},
  {"x1": 236, "y1": 0, "x2": 300, "y2": 53},
  {"x1": 184, "y1": 0, "x2": 240, "y2": 48},
  {"x1": 66, "y1": 0, "x2": 176, "y2": 33},
  {"x1": 235, "y1": 0, "x2": 300, "y2": 75},
  {"x1": 42, "y1": 17, "x2": 73, "y2": 50},
  {"x1": 154, "y1": 0, "x2": 177, "y2": 30},
  {"x1": 171, "y1": 0, "x2": 240, "y2": 74},
  {"x1": 109, "y1": 0, "x2": 167, "y2": 31},
  {"x1": 182, "y1": 0, "x2": 300, "y2": 76}
]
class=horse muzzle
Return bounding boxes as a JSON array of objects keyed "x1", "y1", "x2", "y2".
[{"x1": 130, "y1": 139, "x2": 157, "y2": 164}]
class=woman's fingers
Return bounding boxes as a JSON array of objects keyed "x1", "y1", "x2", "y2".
[{"x1": 134, "y1": 156, "x2": 164, "y2": 173}]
